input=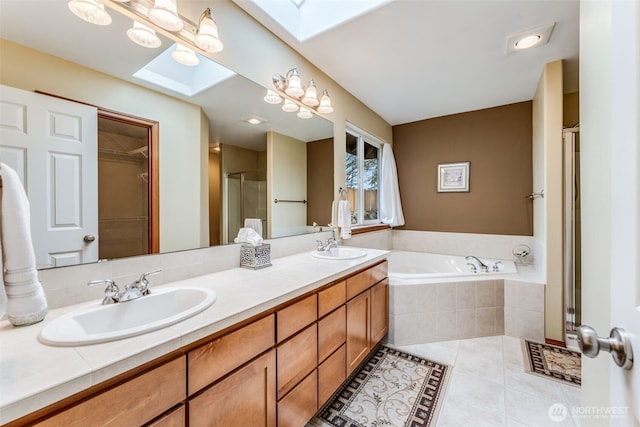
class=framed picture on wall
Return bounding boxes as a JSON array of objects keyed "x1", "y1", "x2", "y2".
[{"x1": 437, "y1": 162, "x2": 470, "y2": 192}]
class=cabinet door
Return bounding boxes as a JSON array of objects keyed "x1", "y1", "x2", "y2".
[
  {"x1": 188, "y1": 350, "x2": 276, "y2": 427},
  {"x1": 277, "y1": 369, "x2": 317, "y2": 427},
  {"x1": 37, "y1": 356, "x2": 186, "y2": 427},
  {"x1": 346, "y1": 290, "x2": 370, "y2": 375},
  {"x1": 370, "y1": 278, "x2": 389, "y2": 346}
]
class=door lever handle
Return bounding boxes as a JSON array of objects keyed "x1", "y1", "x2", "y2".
[{"x1": 577, "y1": 325, "x2": 633, "y2": 370}]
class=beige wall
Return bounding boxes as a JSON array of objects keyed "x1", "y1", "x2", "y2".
[
  {"x1": 392, "y1": 102, "x2": 533, "y2": 236},
  {"x1": 0, "y1": 39, "x2": 207, "y2": 254},
  {"x1": 563, "y1": 91, "x2": 580, "y2": 128},
  {"x1": 267, "y1": 132, "x2": 307, "y2": 238},
  {"x1": 533, "y1": 60, "x2": 564, "y2": 341},
  {"x1": 307, "y1": 138, "x2": 334, "y2": 227}
]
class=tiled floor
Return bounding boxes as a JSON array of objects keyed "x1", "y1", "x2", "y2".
[{"x1": 389, "y1": 335, "x2": 581, "y2": 427}]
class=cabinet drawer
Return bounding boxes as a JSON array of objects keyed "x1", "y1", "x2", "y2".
[
  {"x1": 38, "y1": 356, "x2": 186, "y2": 427},
  {"x1": 147, "y1": 405, "x2": 185, "y2": 427},
  {"x1": 318, "y1": 305, "x2": 346, "y2": 363},
  {"x1": 188, "y1": 315, "x2": 274, "y2": 395},
  {"x1": 277, "y1": 369, "x2": 318, "y2": 427},
  {"x1": 277, "y1": 323, "x2": 318, "y2": 399},
  {"x1": 188, "y1": 350, "x2": 276, "y2": 427},
  {"x1": 276, "y1": 294, "x2": 317, "y2": 343},
  {"x1": 318, "y1": 280, "x2": 346, "y2": 318},
  {"x1": 346, "y1": 269, "x2": 372, "y2": 300},
  {"x1": 370, "y1": 260, "x2": 388, "y2": 285},
  {"x1": 318, "y1": 344, "x2": 346, "y2": 407}
]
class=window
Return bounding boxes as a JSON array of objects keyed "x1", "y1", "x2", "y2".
[{"x1": 345, "y1": 125, "x2": 382, "y2": 225}]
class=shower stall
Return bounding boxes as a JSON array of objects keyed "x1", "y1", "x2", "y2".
[
  {"x1": 225, "y1": 170, "x2": 267, "y2": 243},
  {"x1": 563, "y1": 127, "x2": 581, "y2": 350}
]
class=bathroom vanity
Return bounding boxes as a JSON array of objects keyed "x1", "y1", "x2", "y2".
[{"x1": 0, "y1": 249, "x2": 388, "y2": 426}]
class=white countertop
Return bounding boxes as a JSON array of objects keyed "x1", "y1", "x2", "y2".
[{"x1": 0, "y1": 248, "x2": 389, "y2": 424}]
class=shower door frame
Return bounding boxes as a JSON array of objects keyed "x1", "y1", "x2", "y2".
[{"x1": 563, "y1": 127, "x2": 580, "y2": 345}]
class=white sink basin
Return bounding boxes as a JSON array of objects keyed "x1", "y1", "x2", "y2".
[
  {"x1": 311, "y1": 248, "x2": 367, "y2": 260},
  {"x1": 40, "y1": 287, "x2": 216, "y2": 346}
]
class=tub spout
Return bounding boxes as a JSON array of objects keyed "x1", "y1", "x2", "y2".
[{"x1": 465, "y1": 255, "x2": 489, "y2": 272}]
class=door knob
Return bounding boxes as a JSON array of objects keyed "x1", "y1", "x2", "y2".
[
  {"x1": 83, "y1": 234, "x2": 96, "y2": 243},
  {"x1": 577, "y1": 325, "x2": 633, "y2": 370}
]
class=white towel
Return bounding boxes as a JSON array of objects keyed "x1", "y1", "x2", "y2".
[
  {"x1": 330, "y1": 200, "x2": 338, "y2": 228},
  {"x1": 337, "y1": 200, "x2": 352, "y2": 239},
  {"x1": 0, "y1": 163, "x2": 48, "y2": 325},
  {"x1": 380, "y1": 143, "x2": 405, "y2": 227},
  {"x1": 244, "y1": 218, "x2": 263, "y2": 238}
]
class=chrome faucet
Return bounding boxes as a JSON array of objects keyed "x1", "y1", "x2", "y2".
[
  {"x1": 87, "y1": 270, "x2": 161, "y2": 305},
  {"x1": 465, "y1": 255, "x2": 489, "y2": 272},
  {"x1": 316, "y1": 229, "x2": 339, "y2": 252}
]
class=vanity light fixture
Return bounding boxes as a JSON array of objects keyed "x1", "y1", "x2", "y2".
[
  {"x1": 194, "y1": 8, "x2": 223, "y2": 53},
  {"x1": 269, "y1": 67, "x2": 334, "y2": 117},
  {"x1": 263, "y1": 90, "x2": 282, "y2": 104},
  {"x1": 171, "y1": 44, "x2": 199, "y2": 66},
  {"x1": 68, "y1": 0, "x2": 112, "y2": 26},
  {"x1": 127, "y1": 21, "x2": 162, "y2": 48},
  {"x1": 282, "y1": 99, "x2": 299, "y2": 113},
  {"x1": 148, "y1": 0, "x2": 184, "y2": 32},
  {"x1": 297, "y1": 107, "x2": 313, "y2": 119}
]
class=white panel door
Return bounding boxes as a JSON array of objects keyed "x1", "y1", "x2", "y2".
[
  {"x1": 0, "y1": 85, "x2": 98, "y2": 268},
  {"x1": 581, "y1": 0, "x2": 640, "y2": 424}
]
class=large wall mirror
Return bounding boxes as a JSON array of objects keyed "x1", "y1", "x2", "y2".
[{"x1": 0, "y1": 1, "x2": 334, "y2": 269}]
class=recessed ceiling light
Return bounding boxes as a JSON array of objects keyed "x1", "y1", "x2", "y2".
[
  {"x1": 506, "y1": 22, "x2": 555, "y2": 54},
  {"x1": 515, "y1": 34, "x2": 541, "y2": 50},
  {"x1": 243, "y1": 116, "x2": 267, "y2": 125}
]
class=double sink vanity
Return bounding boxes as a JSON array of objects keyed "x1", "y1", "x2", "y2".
[{"x1": 1, "y1": 247, "x2": 389, "y2": 426}]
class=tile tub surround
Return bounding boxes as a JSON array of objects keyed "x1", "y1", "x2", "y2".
[
  {"x1": 0, "y1": 247, "x2": 389, "y2": 424},
  {"x1": 388, "y1": 278, "x2": 545, "y2": 345}
]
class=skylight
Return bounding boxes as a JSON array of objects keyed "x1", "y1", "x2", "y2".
[
  {"x1": 133, "y1": 44, "x2": 236, "y2": 97},
  {"x1": 248, "y1": 0, "x2": 392, "y2": 41}
]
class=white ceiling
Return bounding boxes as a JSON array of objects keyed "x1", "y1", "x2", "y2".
[{"x1": 235, "y1": 0, "x2": 580, "y2": 125}]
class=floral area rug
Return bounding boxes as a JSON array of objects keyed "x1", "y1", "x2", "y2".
[
  {"x1": 308, "y1": 345, "x2": 451, "y2": 427},
  {"x1": 522, "y1": 340, "x2": 581, "y2": 387}
]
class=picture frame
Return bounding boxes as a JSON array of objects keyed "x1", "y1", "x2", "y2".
[{"x1": 437, "y1": 162, "x2": 470, "y2": 192}]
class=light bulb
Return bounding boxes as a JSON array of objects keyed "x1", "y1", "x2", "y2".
[
  {"x1": 282, "y1": 99, "x2": 299, "y2": 113},
  {"x1": 148, "y1": 0, "x2": 184, "y2": 32},
  {"x1": 515, "y1": 34, "x2": 541, "y2": 49},
  {"x1": 172, "y1": 44, "x2": 199, "y2": 66},
  {"x1": 264, "y1": 90, "x2": 282, "y2": 105},
  {"x1": 194, "y1": 8, "x2": 223, "y2": 53},
  {"x1": 68, "y1": 0, "x2": 112, "y2": 26},
  {"x1": 301, "y1": 79, "x2": 319, "y2": 107},
  {"x1": 297, "y1": 107, "x2": 313, "y2": 119},
  {"x1": 317, "y1": 89, "x2": 334, "y2": 114},
  {"x1": 127, "y1": 21, "x2": 161, "y2": 48},
  {"x1": 285, "y1": 67, "x2": 305, "y2": 98}
]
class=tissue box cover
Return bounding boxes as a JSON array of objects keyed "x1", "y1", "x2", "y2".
[{"x1": 240, "y1": 244, "x2": 272, "y2": 269}]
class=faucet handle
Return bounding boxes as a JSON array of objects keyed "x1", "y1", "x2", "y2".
[
  {"x1": 467, "y1": 263, "x2": 477, "y2": 274},
  {"x1": 87, "y1": 279, "x2": 120, "y2": 304},
  {"x1": 492, "y1": 261, "x2": 503, "y2": 272},
  {"x1": 316, "y1": 239, "x2": 325, "y2": 251},
  {"x1": 137, "y1": 270, "x2": 161, "y2": 295}
]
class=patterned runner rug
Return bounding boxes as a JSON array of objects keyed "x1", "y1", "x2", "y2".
[
  {"x1": 308, "y1": 345, "x2": 451, "y2": 427},
  {"x1": 522, "y1": 340, "x2": 581, "y2": 387}
]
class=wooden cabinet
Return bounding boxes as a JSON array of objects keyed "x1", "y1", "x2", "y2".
[
  {"x1": 188, "y1": 350, "x2": 276, "y2": 427},
  {"x1": 346, "y1": 290, "x2": 371, "y2": 375},
  {"x1": 277, "y1": 370, "x2": 318, "y2": 427},
  {"x1": 18, "y1": 260, "x2": 388, "y2": 427},
  {"x1": 370, "y1": 278, "x2": 389, "y2": 347},
  {"x1": 188, "y1": 315, "x2": 275, "y2": 395},
  {"x1": 277, "y1": 324, "x2": 318, "y2": 399},
  {"x1": 147, "y1": 406, "x2": 186, "y2": 427},
  {"x1": 37, "y1": 356, "x2": 186, "y2": 427},
  {"x1": 318, "y1": 344, "x2": 346, "y2": 406}
]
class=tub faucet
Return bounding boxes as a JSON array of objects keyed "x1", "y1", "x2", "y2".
[{"x1": 465, "y1": 255, "x2": 489, "y2": 272}]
